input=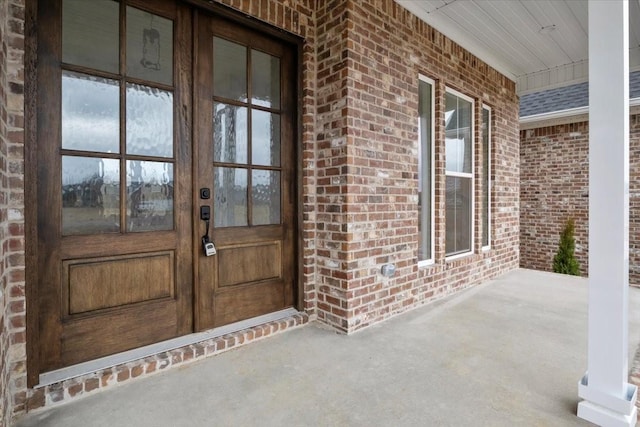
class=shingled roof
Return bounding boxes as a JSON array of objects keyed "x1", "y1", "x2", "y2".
[{"x1": 520, "y1": 70, "x2": 640, "y2": 118}]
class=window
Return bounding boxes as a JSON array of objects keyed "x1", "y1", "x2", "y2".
[
  {"x1": 445, "y1": 89, "x2": 474, "y2": 257},
  {"x1": 418, "y1": 77, "x2": 434, "y2": 264},
  {"x1": 481, "y1": 106, "x2": 491, "y2": 249}
]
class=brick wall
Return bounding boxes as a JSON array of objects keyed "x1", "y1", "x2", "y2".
[
  {"x1": 8, "y1": 0, "x2": 521, "y2": 422},
  {"x1": 314, "y1": 0, "x2": 520, "y2": 332},
  {"x1": 520, "y1": 116, "x2": 640, "y2": 286},
  {"x1": 520, "y1": 122, "x2": 589, "y2": 277},
  {"x1": 0, "y1": 0, "x2": 27, "y2": 425}
]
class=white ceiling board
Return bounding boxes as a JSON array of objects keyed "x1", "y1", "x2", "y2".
[
  {"x1": 396, "y1": 0, "x2": 518, "y2": 79},
  {"x1": 395, "y1": 0, "x2": 640, "y2": 93},
  {"x1": 440, "y1": 2, "x2": 541, "y2": 74}
]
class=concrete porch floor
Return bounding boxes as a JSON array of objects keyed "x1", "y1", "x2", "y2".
[{"x1": 16, "y1": 269, "x2": 640, "y2": 426}]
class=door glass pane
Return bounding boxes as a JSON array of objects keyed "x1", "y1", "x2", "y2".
[
  {"x1": 62, "y1": 156, "x2": 120, "y2": 235},
  {"x1": 62, "y1": 71, "x2": 120, "y2": 153},
  {"x1": 214, "y1": 37, "x2": 247, "y2": 101},
  {"x1": 251, "y1": 50, "x2": 280, "y2": 109},
  {"x1": 126, "y1": 83, "x2": 173, "y2": 158},
  {"x1": 251, "y1": 110, "x2": 280, "y2": 166},
  {"x1": 214, "y1": 167, "x2": 247, "y2": 227},
  {"x1": 214, "y1": 103, "x2": 247, "y2": 164},
  {"x1": 445, "y1": 176, "x2": 472, "y2": 255},
  {"x1": 445, "y1": 93, "x2": 472, "y2": 174},
  {"x1": 252, "y1": 170, "x2": 280, "y2": 225},
  {"x1": 62, "y1": 0, "x2": 119, "y2": 73},
  {"x1": 126, "y1": 6, "x2": 173, "y2": 86},
  {"x1": 126, "y1": 161, "x2": 174, "y2": 232}
]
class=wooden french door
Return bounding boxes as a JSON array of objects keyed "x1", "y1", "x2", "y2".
[
  {"x1": 194, "y1": 13, "x2": 297, "y2": 330},
  {"x1": 35, "y1": 0, "x2": 194, "y2": 372},
  {"x1": 34, "y1": 0, "x2": 297, "y2": 374}
]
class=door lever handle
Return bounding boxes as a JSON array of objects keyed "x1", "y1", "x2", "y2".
[{"x1": 200, "y1": 205, "x2": 210, "y2": 221}]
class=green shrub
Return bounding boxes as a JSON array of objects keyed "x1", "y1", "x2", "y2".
[{"x1": 553, "y1": 218, "x2": 581, "y2": 276}]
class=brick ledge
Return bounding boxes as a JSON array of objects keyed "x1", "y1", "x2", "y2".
[{"x1": 15, "y1": 312, "x2": 309, "y2": 420}]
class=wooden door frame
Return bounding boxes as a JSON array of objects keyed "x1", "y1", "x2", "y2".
[{"x1": 24, "y1": 0, "x2": 304, "y2": 387}]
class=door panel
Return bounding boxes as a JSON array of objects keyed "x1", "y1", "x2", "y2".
[
  {"x1": 195, "y1": 14, "x2": 297, "y2": 330},
  {"x1": 37, "y1": 0, "x2": 193, "y2": 372}
]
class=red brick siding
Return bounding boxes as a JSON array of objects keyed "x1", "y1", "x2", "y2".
[
  {"x1": 520, "y1": 122, "x2": 589, "y2": 277},
  {"x1": 312, "y1": 0, "x2": 520, "y2": 332},
  {"x1": 520, "y1": 114, "x2": 640, "y2": 286},
  {"x1": 520, "y1": 117, "x2": 640, "y2": 286},
  {"x1": 1, "y1": 0, "x2": 26, "y2": 425}
]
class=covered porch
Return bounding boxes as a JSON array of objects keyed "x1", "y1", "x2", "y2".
[{"x1": 16, "y1": 268, "x2": 640, "y2": 426}]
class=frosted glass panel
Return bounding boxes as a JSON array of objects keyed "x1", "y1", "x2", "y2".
[
  {"x1": 62, "y1": 0, "x2": 119, "y2": 73},
  {"x1": 126, "y1": 161, "x2": 174, "y2": 232},
  {"x1": 214, "y1": 103, "x2": 247, "y2": 164},
  {"x1": 252, "y1": 170, "x2": 280, "y2": 225},
  {"x1": 126, "y1": 6, "x2": 173, "y2": 86},
  {"x1": 214, "y1": 167, "x2": 247, "y2": 227},
  {"x1": 62, "y1": 156, "x2": 120, "y2": 235},
  {"x1": 251, "y1": 50, "x2": 280, "y2": 108},
  {"x1": 251, "y1": 110, "x2": 280, "y2": 166},
  {"x1": 62, "y1": 71, "x2": 120, "y2": 153},
  {"x1": 214, "y1": 37, "x2": 247, "y2": 101},
  {"x1": 126, "y1": 84, "x2": 173, "y2": 158}
]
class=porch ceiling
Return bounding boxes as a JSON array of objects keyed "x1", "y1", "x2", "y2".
[{"x1": 396, "y1": 0, "x2": 640, "y2": 95}]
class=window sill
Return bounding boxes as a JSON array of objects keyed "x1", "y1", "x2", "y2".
[
  {"x1": 418, "y1": 259, "x2": 435, "y2": 268},
  {"x1": 445, "y1": 251, "x2": 474, "y2": 262}
]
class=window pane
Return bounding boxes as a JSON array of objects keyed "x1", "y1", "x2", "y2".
[
  {"x1": 126, "y1": 161, "x2": 174, "y2": 232},
  {"x1": 214, "y1": 167, "x2": 247, "y2": 227},
  {"x1": 418, "y1": 80, "x2": 432, "y2": 261},
  {"x1": 62, "y1": 0, "x2": 119, "y2": 73},
  {"x1": 445, "y1": 93, "x2": 472, "y2": 173},
  {"x1": 251, "y1": 49, "x2": 280, "y2": 108},
  {"x1": 126, "y1": 6, "x2": 174, "y2": 86},
  {"x1": 126, "y1": 83, "x2": 173, "y2": 158},
  {"x1": 214, "y1": 103, "x2": 248, "y2": 164},
  {"x1": 252, "y1": 170, "x2": 280, "y2": 225},
  {"x1": 62, "y1": 156, "x2": 120, "y2": 235},
  {"x1": 482, "y1": 108, "x2": 490, "y2": 247},
  {"x1": 214, "y1": 37, "x2": 247, "y2": 102},
  {"x1": 252, "y1": 110, "x2": 280, "y2": 166},
  {"x1": 445, "y1": 176, "x2": 472, "y2": 256},
  {"x1": 62, "y1": 71, "x2": 120, "y2": 153}
]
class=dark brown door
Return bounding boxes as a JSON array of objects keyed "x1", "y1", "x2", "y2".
[
  {"x1": 194, "y1": 14, "x2": 297, "y2": 329},
  {"x1": 34, "y1": 1, "x2": 297, "y2": 375},
  {"x1": 36, "y1": 0, "x2": 193, "y2": 371}
]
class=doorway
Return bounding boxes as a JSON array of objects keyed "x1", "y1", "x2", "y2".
[{"x1": 32, "y1": 0, "x2": 298, "y2": 375}]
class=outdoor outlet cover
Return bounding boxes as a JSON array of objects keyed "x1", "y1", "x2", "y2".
[{"x1": 381, "y1": 264, "x2": 396, "y2": 277}]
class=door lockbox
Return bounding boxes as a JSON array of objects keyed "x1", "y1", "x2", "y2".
[{"x1": 203, "y1": 238, "x2": 216, "y2": 256}]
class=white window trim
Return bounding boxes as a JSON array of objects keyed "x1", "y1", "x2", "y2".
[
  {"x1": 444, "y1": 87, "x2": 474, "y2": 259},
  {"x1": 482, "y1": 104, "x2": 491, "y2": 251},
  {"x1": 418, "y1": 74, "x2": 435, "y2": 267}
]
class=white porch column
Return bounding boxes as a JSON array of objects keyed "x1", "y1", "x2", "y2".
[{"x1": 578, "y1": 1, "x2": 638, "y2": 426}]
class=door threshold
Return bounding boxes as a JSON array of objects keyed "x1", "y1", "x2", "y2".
[{"x1": 38, "y1": 308, "x2": 301, "y2": 387}]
